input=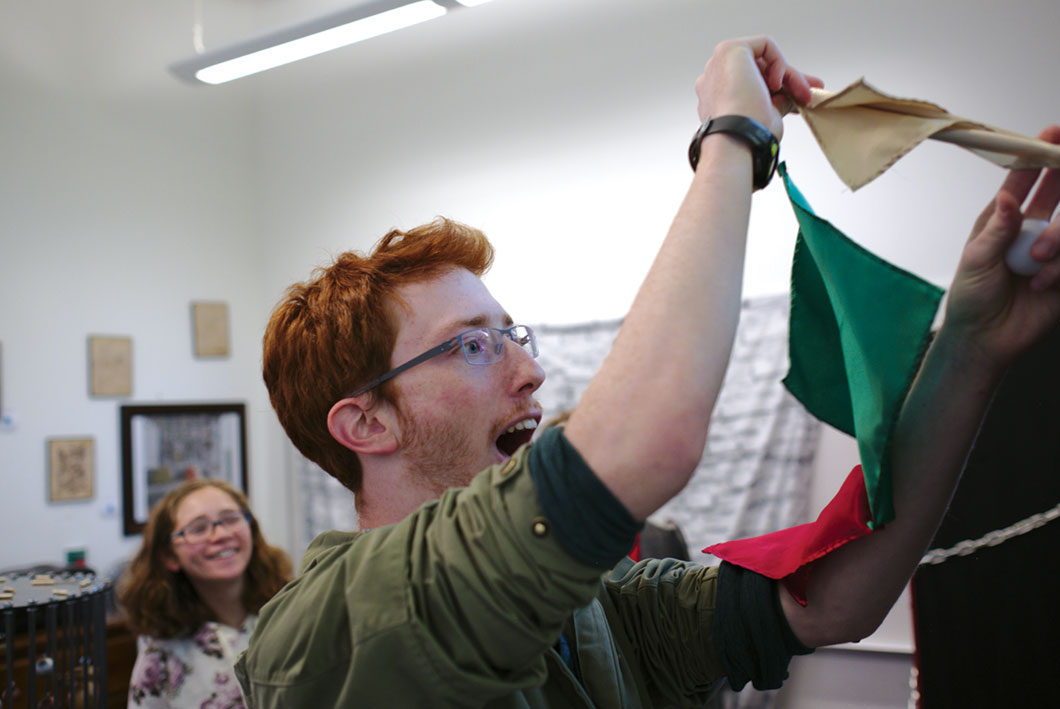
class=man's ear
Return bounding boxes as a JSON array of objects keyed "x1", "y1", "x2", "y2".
[{"x1": 327, "y1": 396, "x2": 399, "y2": 456}]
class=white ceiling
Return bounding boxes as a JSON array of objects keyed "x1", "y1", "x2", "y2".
[{"x1": 0, "y1": 0, "x2": 622, "y2": 94}]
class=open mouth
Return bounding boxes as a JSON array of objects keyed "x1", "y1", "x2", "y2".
[{"x1": 496, "y1": 418, "x2": 538, "y2": 457}]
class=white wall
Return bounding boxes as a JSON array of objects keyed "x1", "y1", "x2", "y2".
[
  {"x1": 2, "y1": 0, "x2": 1058, "y2": 704},
  {"x1": 0, "y1": 0, "x2": 273, "y2": 574}
]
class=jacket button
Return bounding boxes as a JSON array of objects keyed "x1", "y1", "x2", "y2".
[
  {"x1": 500, "y1": 458, "x2": 517, "y2": 477},
  {"x1": 531, "y1": 517, "x2": 549, "y2": 537}
]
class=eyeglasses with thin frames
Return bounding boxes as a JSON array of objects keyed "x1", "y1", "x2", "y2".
[
  {"x1": 171, "y1": 509, "x2": 251, "y2": 544},
  {"x1": 347, "y1": 325, "x2": 538, "y2": 398}
]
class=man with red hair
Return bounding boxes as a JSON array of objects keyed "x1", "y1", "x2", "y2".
[{"x1": 238, "y1": 36, "x2": 1060, "y2": 706}]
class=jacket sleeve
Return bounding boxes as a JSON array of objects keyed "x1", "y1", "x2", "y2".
[
  {"x1": 601, "y1": 556, "x2": 814, "y2": 706},
  {"x1": 600, "y1": 557, "x2": 728, "y2": 707}
]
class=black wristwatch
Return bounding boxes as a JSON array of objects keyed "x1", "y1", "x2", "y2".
[{"x1": 688, "y1": 115, "x2": 779, "y2": 190}]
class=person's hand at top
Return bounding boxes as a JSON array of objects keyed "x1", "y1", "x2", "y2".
[
  {"x1": 694, "y1": 36, "x2": 822, "y2": 140},
  {"x1": 942, "y1": 124, "x2": 1060, "y2": 370}
]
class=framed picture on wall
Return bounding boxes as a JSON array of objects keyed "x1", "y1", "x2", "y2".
[
  {"x1": 89, "y1": 335, "x2": 133, "y2": 397},
  {"x1": 191, "y1": 302, "x2": 230, "y2": 357},
  {"x1": 48, "y1": 437, "x2": 95, "y2": 502},
  {"x1": 120, "y1": 402, "x2": 247, "y2": 536}
]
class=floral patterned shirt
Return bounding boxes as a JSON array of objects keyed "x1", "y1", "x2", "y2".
[{"x1": 128, "y1": 615, "x2": 257, "y2": 708}]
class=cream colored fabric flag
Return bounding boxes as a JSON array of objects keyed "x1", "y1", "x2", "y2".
[{"x1": 799, "y1": 79, "x2": 1060, "y2": 190}]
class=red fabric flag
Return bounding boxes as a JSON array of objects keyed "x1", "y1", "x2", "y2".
[
  {"x1": 703, "y1": 465, "x2": 874, "y2": 605},
  {"x1": 628, "y1": 533, "x2": 642, "y2": 562}
]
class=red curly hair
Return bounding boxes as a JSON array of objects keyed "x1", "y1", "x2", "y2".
[
  {"x1": 262, "y1": 217, "x2": 494, "y2": 496},
  {"x1": 117, "y1": 479, "x2": 292, "y2": 639}
]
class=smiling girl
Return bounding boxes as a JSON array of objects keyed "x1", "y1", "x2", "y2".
[{"x1": 118, "y1": 479, "x2": 292, "y2": 708}]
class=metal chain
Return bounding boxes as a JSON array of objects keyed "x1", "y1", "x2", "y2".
[
  {"x1": 907, "y1": 666, "x2": 920, "y2": 709},
  {"x1": 909, "y1": 501, "x2": 1059, "y2": 708},
  {"x1": 919, "y1": 500, "x2": 1060, "y2": 566}
]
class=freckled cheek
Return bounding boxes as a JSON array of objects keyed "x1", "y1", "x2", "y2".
[
  {"x1": 405, "y1": 370, "x2": 497, "y2": 410},
  {"x1": 442, "y1": 386, "x2": 499, "y2": 425}
]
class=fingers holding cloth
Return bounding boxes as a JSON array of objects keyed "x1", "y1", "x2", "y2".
[{"x1": 694, "y1": 37, "x2": 822, "y2": 140}]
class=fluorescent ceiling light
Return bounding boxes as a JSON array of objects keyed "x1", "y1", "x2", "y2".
[
  {"x1": 455, "y1": 0, "x2": 495, "y2": 5},
  {"x1": 170, "y1": 0, "x2": 448, "y2": 85}
]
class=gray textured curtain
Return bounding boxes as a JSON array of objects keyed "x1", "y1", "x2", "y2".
[{"x1": 533, "y1": 294, "x2": 819, "y2": 552}]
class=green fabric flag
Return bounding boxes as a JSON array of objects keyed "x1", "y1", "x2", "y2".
[{"x1": 780, "y1": 163, "x2": 944, "y2": 527}]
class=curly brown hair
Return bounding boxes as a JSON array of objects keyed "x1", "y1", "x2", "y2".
[
  {"x1": 117, "y1": 479, "x2": 292, "y2": 639},
  {"x1": 262, "y1": 217, "x2": 494, "y2": 496}
]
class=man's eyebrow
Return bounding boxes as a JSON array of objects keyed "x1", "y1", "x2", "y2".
[{"x1": 439, "y1": 313, "x2": 514, "y2": 334}]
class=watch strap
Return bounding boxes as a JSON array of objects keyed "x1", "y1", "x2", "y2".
[{"x1": 688, "y1": 115, "x2": 780, "y2": 190}]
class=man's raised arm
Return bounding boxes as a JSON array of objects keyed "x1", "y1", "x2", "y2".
[{"x1": 564, "y1": 37, "x2": 817, "y2": 520}]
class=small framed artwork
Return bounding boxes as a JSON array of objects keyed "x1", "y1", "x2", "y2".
[
  {"x1": 121, "y1": 402, "x2": 247, "y2": 535},
  {"x1": 48, "y1": 437, "x2": 95, "y2": 502},
  {"x1": 192, "y1": 302, "x2": 230, "y2": 357},
  {"x1": 89, "y1": 335, "x2": 132, "y2": 397}
]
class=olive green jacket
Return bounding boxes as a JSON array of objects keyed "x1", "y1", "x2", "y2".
[{"x1": 235, "y1": 443, "x2": 726, "y2": 707}]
